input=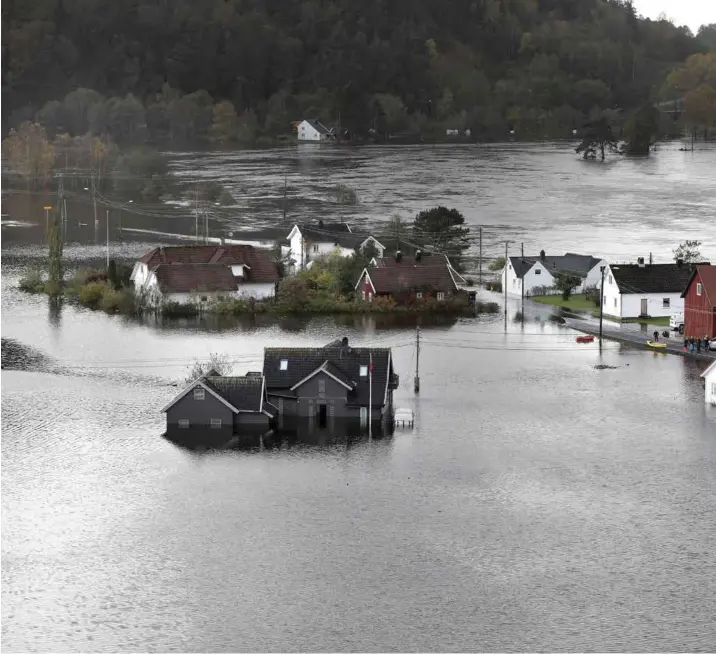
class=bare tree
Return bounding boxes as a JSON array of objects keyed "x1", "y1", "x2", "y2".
[{"x1": 184, "y1": 352, "x2": 232, "y2": 384}]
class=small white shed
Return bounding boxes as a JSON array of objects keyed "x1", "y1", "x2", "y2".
[{"x1": 702, "y1": 359, "x2": 716, "y2": 406}]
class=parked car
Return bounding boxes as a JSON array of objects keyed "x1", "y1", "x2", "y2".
[{"x1": 669, "y1": 312, "x2": 684, "y2": 333}]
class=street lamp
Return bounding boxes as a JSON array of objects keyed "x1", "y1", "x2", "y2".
[{"x1": 599, "y1": 265, "x2": 606, "y2": 350}]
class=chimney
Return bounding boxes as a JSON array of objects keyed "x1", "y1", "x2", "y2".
[
  {"x1": 341, "y1": 336, "x2": 348, "y2": 347},
  {"x1": 415, "y1": 249, "x2": 422, "y2": 262},
  {"x1": 637, "y1": 257, "x2": 645, "y2": 268},
  {"x1": 676, "y1": 258, "x2": 683, "y2": 267},
  {"x1": 318, "y1": 219, "x2": 324, "y2": 229},
  {"x1": 396, "y1": 250, "x2": 403, "y2": 263},
  {"x1": 540, "y1": 249, "x2": 546, "y2": 261}
]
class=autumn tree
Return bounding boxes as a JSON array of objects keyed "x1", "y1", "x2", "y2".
[
  {"x1": 623, "y1": 104, "x2": 660, "y2": 155},
  {"x1": 2, "y1": 122, "x2": 55, "y2": 188},
  {"x1": 184, "y1": 353, "x2": 233, "y2": 385}
]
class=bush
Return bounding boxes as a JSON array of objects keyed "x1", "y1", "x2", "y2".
[
  {"x1": 162, "y1": 301, "x2": 199, "y2": 317},
  {"x1": 486, "y1": 281, "x2": 502, "y2": 292},
  {"x1": 78, "y1": 282, "x2": 107, "y2": 308},
  {"x1": 100, "y1": 286, "x2": 135, "y2": 314},
  {"x1": 18, "y1": 269, "x2": 46, "y2": 293},
  {"x1": 476, "y1": 301, "x2": 500, "y2": 313}
]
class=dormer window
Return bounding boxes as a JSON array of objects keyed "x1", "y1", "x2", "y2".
[
  {"x1": 359, "y1": 365, "x2": 368, "y2": 377},
  {"x1": 280, "y1": 359, "x2": 288, "y2": 371},
  {"x1": 193, "y1": 387, "x2": 205, "y2": 400},
  {"x1": 697, "y1": 282, "x2": 702, "y2": 296}
]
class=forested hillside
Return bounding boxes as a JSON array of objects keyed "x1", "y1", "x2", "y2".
[{"x1": 1, "y1": 0, "x2": 710, "y2": 141}]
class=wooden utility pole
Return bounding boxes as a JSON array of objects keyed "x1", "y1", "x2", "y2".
[
  {"x1": 106, "y1": 209, "x2": 110, "y2": 269},
  {"x1": 520, "y1": 242, "x2": 525, "y2": 323},
  {"x1": 504, "y1": 241, "x2": 509, "y2": 321},
  {"x1": 479, "y1": 227, "x2": 483, "y2": 286},
  {"x1": 283, "y1": 173, "x2": 287, "y2": 224},
  {"x1": 195, "y1": 184, "x2": 200, "y2": 243},
  {"x1": 414, "y1": 326, "x2": 420, "y2": 394},
  {"x1": 368, "y1": 352, "x2": 373, "y2": 439},
  {"x1": 599, "y1": 266, "x2": 606, "y2": 351},
  {"x1": 91, "y1": 175, "x2": 98, "y2": 243}
]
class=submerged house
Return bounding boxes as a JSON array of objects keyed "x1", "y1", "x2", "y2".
[
  {"x1": 502, "y1": 251, "x2": 606, "y2": 298},
  {"x1": 131, "y1": 245, "x2": 279, "y2": 306},
  {"x1": 262, "y1": 337, "x2": 398, "y2": 429},
  {"x1": 296, "y1": 119, "x2": 336, "y2": 141},
  {"x1": 161, "y1": 371, "x2": 275, "y2": 445},
  {"x1": 286, "y1": 221, "x2": 385, "y2": 272},
  {"x1": 356, "y1": 250, "x2": 466, "y2": 303}
]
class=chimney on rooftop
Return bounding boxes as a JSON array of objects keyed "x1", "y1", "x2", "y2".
[
  {"x1": 341, "y1": 336, "x2": 348, "y2": 347},
  {"x1": 415, "y1": 250, "x2": 422, "y2": 262},
  {"x1": 676, "y1": 258, "x2": 683, "y2": 267},
  {"x1": 396, "y1": 250, "x2": 403, "y2": 263},
  {"x1": 540, "y1": 249, "x2": 546, "y2": 261},
  {"x1": 637, "y1": 257, "x2": 645, "y2": 268},
  {"x1": 318, "y1": 219, "x2": 324, "y2": 228}
]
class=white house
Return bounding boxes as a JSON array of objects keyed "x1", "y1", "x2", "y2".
[
  {"x1": 130, "y1": 245, "x2": 278, "y2": 306},
  {"x1": 502, "y1": 252, "x2": 606, "y2": 298},
  {"x1": 286, "y1": 221, "x2": 386, "y2": 272},
  {"x1": 600, "y1": 260, "x2": 698, "y2": 319},
  {"x1": 702, "y1": 359, "x2": 716, "y2": 405},
  {"x1": 297, "y1": 119, "x2": 335, "y2": 141}
]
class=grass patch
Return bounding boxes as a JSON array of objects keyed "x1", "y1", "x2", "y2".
[
  {"x1": 608, "y1": 315, "x2": 671, "y2": 326},
  {"x1": 531, "y1": 294, "x2": 597, "y2": 312}
]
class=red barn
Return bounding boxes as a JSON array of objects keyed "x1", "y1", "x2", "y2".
[{"x1": 681, "y1": 265, "x2": 716, "y2": 339}]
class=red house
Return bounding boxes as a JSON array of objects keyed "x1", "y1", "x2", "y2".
[{"x1": 681, "y1": 265, "x2": 716, "y2": 338}]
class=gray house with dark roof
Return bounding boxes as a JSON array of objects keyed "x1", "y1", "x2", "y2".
[
  {"x1": 262, "y1": 337, "x2": 398, "y2": 429},
  {"x1": 161, "y1": 372, "x2": 275, "y2": 445}
]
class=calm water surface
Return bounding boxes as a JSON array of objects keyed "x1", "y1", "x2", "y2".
[{"x1": 2, "y1": 143, "x2": 716, "y2": 651}]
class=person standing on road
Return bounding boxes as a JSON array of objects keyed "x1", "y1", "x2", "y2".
[
  {"x1": 697, "y1": 337, "x2": 702, "y2": 353},
  {"x1": 653, "y1": 330, "x2": 659, "y2": 342},
  {"x1": 705, "y1": 335, "x2": 711, "y2": 352}
]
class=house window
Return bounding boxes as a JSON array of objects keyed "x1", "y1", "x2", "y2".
[
  {"x1": 608, "y1": 275, "x2": 613, "y2": 284},
  {"x1": 535, "y1": 269, "x2": 541, "y2": 275},
  {"x1": 712, "y1": 383, "x2": 716, "y2": 396},
  {"x1": 359, "y1": 365, "x2": 368, "y2": 377},
  {"x1": 697, "y1": 282, "x2": 702, "y2": 296},
  {"x1": 193, "y1": 387, "x2": 205, "y2": 400},
  {"x1": 437, "y1": 292, "x2": 445, "y2": 301},
  {"x1": 662, "y1": 298, "x2": 670, "y2": 309},
  {"x1": 416, "y1": 292, "x2": 423, "y2": 299},
  {"x1": 614, "y1": 298, "x2": 617, "y2": 308},
  {"x1": 201, "y1": 295, "x2": 208, "y2": 302},
  {"x1": 280, "y1": 359, "x2": 288, "y2": 371},
  {"x1": 178, "y1": 419, "x2": 190, "y2": 428},
  {"x1": 210, "y1": 418, "x2": 222, "y2": 429},
  {"x1": 318, "y1": 379, "x2": 326, "y2": 397},
  {"x1": 603, "y1": 296, "x2": 606, "y2": 306},
  {"x1": 313, "y1": 244, "x2": 319, "y2": 253}
]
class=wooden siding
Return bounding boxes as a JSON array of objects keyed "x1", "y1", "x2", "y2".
[{"x1": 684, "y1": 271, "x2": 716, "y2": 338}]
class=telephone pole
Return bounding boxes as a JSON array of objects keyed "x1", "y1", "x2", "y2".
[
  {"x1": 504, "y1": 241, "x2": 509, "y2": 322},
  {"x1": 283, "y1": 173, "x2": 287, "y2": 224},
  {"x1": 414, "y1": 326, "x2": 420, "y2": 394},
  {"x1": 195, "y1": 184, "x2": 200, "y2": 243},
  {"x1": 599, "y1": 265, "x2": 606, "y2": 351},
  {"x1": 368, "y1": 352, "x2": 373, "y2": 438},
  {"x1": 521, "y1": 242, "x2": 525, "y2": 323},
  {"x1": 91, "y1": 175, "x2": 98, "y2": 243},
  {"x1": 106, "y1": 209, "x2": 110, "y2": 269},
  {"x1": 479, "y1": 227, "x2": 483, "y2": 286}
]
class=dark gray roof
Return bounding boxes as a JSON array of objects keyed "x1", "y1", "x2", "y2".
[
  {"x1": 299, "y1": 222, "x2": 383, "y2": 251},
  {"x1": 509, "y1": 253, "x2": 601, "y2": 279},
  {"x1": 263, "y1": 343, "x2": 392, "y2": 407},
  {"x1": 611, "y1": 262, "x2": 708, "y2": 294},
  {"x1": 306, "y1": 119, "x2": 333, "y2": 134},
  {"x1": 204, "y1": 375, "x2": 264, "y2": 412}
]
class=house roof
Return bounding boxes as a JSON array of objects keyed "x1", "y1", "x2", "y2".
[
  {"x1": 139, "y1": 245, "x2": 278, "y2": 283},
  {"x1": 290, "y1": 222, "x2": 386, "y2": 252},
  {"x1": 611, "y1": 262, "x2": 709, "y2": 295},
  {"x1": 681, "y1": 265, "x2": 716, "y2": 303},
  {"x1": 374, "y1": 254, "x2": 466, "y2": 285},
  {"x1": 263, "y1": 343, "x2": 392, "y2": 407},
  {"x1": 702, "y1": 359, "x2": 716, "y2": 379},
  {"x1": 153, "y1": 263, "x2": 239, "y2": 294},
  {"x1": 361, "y1": 263, "x2": 459, "y2": 294},
  {"x1": 508, "y1": 253, "x2": 602, "y2": 279},
  {"x1": 204, "y1": 375, "x2": 265, "y2": 412},
  {"x1": 303, "y1": 119, "x2": 333, "y2": 134}
]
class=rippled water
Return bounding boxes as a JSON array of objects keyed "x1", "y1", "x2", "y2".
[{"x1": 3, "y1": 143, "x2": 716, "y2": 651}]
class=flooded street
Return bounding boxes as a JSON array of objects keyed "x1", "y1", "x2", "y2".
[{"x1": 2, "y1": 143, "x2": 716, "y2": 651}]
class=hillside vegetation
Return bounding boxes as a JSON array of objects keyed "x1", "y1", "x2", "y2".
[{"x1": 2, "y1": 0, "x2": 713, "y2": 141}]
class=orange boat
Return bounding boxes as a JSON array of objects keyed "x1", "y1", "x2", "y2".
[{"x1": 576, "y1": 335, "x2": 595, "y2": 343}]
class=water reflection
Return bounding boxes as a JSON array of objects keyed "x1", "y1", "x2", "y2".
[{"x1": 47, "y1": 297, "x2": 62, "y2": 329}]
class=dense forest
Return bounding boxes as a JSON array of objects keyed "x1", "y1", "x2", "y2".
[{"x1": 2, "y1": 0, "x2": 715, "y2": 143}]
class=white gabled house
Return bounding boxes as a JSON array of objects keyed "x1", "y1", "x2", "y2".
[
  {"x1": 297, "y1": 119, "x2": 335, "y2": 141},
  {"x1": 600, "y1": 260, "x2": 703, "y2": 319},
  {"x1": 502, "y1": 251, "x2": 606, "y2": 298},
  {"x1": 286, "y1": 221, "x2": 386, "y2": 272},
  {"x1": 703, "y1": 359, "x2": 716, "y2": 406}
]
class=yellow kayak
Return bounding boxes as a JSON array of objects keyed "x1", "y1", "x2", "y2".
[{"x1": 646, "y1": 341, "x2": 667, "y2": 349}]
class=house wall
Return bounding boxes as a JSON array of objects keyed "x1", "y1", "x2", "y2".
[
  {"x1": 298, "y1": 121, "x2": 322, "y2": 141},
  {"x1": 131, "y1": 262, "x2": 150, "y2": 292},
  {"x1": 620, "y1": 292, "x2": 683, "y2": 318},
  {"x1": 585, "y1": 261, "x2": 608, "y2": 291},
  {"x1": 166, "y1": 391, "x2": 234, "y2": 435},
  {"x1": 236, "y1": 282, "x2": 276, "y2": 300},
  {"x1": 235, "y1": 413, "x2": 270, "y2": 428},
  {"x1": 601, "y1": 267, "x2": 622, "y2": 316},
  {"x1": 705, "y1": 367, "x2": 716, "y2": 405},
  {"x1": 684, "y1": 273, "x2": 716, "y2": 338},
  {"x1": 523, "y1": 262, "x2": 556, "y2": 296}
]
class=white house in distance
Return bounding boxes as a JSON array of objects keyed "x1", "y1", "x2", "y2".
[
  {"x1": 600, "y1": 259, "x2": 704, "y2": 319},
  {"x1": 502, "y1": 251, "x2": 606, "y2": 297},
  {"x1": 130, "y1": 245, "x2": 279, "y2": 306},
  {"x1": 296, "y1": 119, "x2": 335, "y2": 141},
  {"x1": 702, "y1": 359, "x2": 716, "y2": 406},
  {"x1": 286, "y1": 221, "x2": 386, "y2": 272}
]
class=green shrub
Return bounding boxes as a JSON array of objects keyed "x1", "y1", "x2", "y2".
[
  {"x1": 163, "y1": 301, "x2": 199, "y2": 317},
  {"x1": 100, "y1": 286, "x2": 135, "y2": 314},
  {"x1": 18, "y1": 269, "x2": 46, "y2": 293},
  {"x1": 78, "y1": 282, "x2": 107, "y2": 308}
]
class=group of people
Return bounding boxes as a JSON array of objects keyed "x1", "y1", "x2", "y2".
[{"x1": 683, "y1": 336, "x2": 712, "y2": 354}]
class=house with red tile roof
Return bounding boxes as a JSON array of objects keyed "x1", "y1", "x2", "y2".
[
  {"x1": 131, "y1": 245, "x2": 279, "y2": 306},
  {"x1": 355, "y1": 250, "x2": 465, "y2": 304},
  {"x1": 681, "y1": 265, "x2": 716, "y2": 339}
]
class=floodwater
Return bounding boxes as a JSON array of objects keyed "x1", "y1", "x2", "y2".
[
  {"x1": 2, "y1": 143, "x2": 716, "y2": 652},
  {"x1": 2, "y1": 141, "x2": 715, "y2": 266}
]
